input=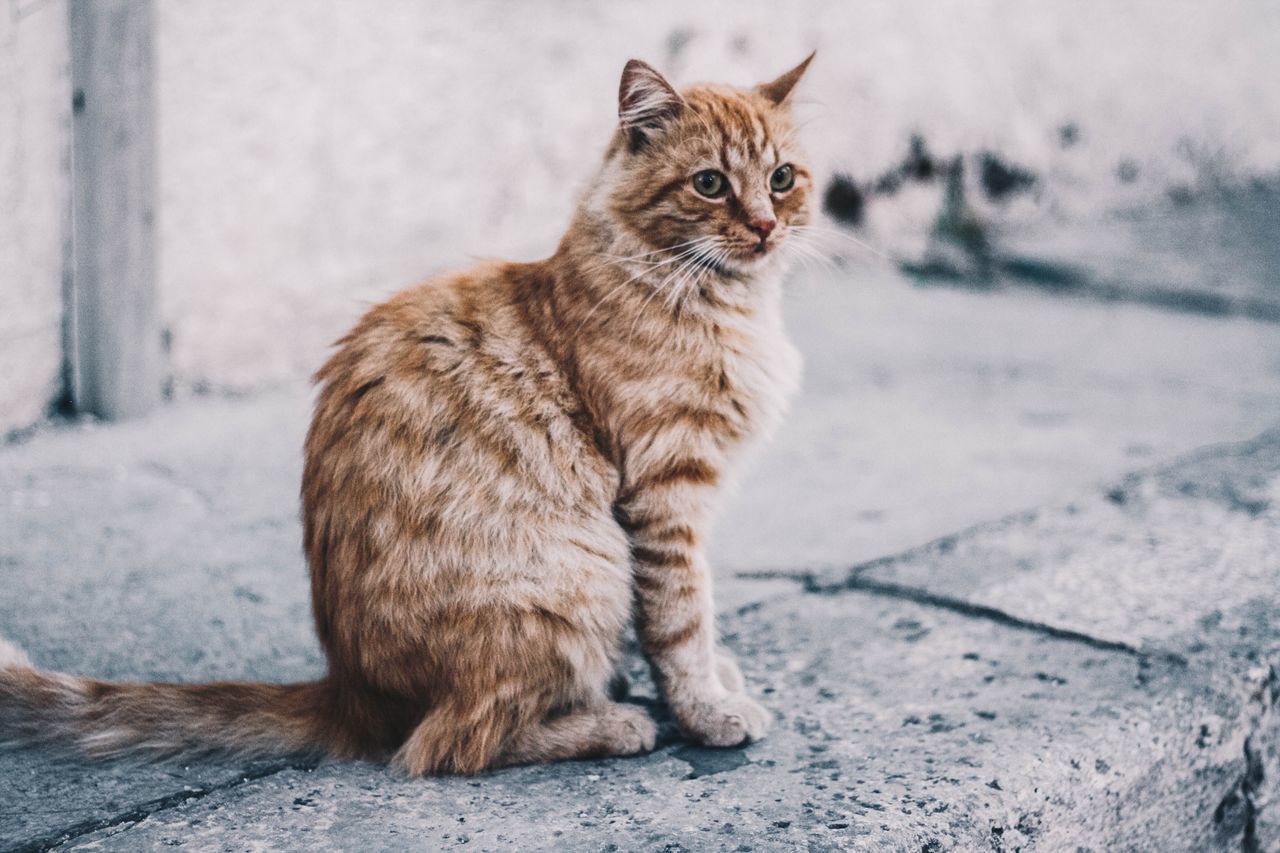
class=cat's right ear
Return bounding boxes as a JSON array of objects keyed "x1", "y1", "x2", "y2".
[{"x1": 618, "y1": 59, "x2": 684, "y2": 150}]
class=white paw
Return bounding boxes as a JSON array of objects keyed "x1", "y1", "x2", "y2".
[
  {"x1": 678, "y1": 692, "x2": 771, "y2": 747},
  {"x1": 714, "y1": 650, "x2": 745, "y2": 693}
]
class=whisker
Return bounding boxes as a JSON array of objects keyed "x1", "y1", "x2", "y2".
[
  {"x1": 654, "y1": 247, "x2": 713, "y2": 299},
  {"x1": 604, "y1": 236, "x2": 711, "y2": 264},
  {"x1": 780, "y1": 232, "x2": 841, "y2": 271},
  {"x1": 789, "y1": 225, "x2": 896, "y2": 262},
  {"x1": 626, "y1": 274, "x2": 676, "y2": 343},
  {"x1": 673, "y1": 242, "x2": 736, "y2": 314},
  {"x1": 631, "y1": 242, "x2": 722, "y2": 341},
  {"x1": 574, "y1": 239, "x2": 720, "y2": 333},
  {"x1": 579, "y1": 236, "x2": 712, "y2": 276},
  {"x1": 656, "y1": 239, "x2": 723, "y2": 287},
  {"x1": 695, "y1": 247, "x2": 734, "y2": 302},
  {"x1": 666, "y1": 245, "x2": 722, "y2": 310},
  {"x1": 784, "y1": 239, "x2": 837, "y2": 274}
]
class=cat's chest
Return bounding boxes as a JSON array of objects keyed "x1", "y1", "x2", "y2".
[
  {"x1": 613, "y1": 313, "x2": 801, "y2": 458},
  {"x1": 714, "y1": 318, "x2": 802, "y2": 439}
]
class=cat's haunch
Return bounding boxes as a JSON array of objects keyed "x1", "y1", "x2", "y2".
[{"x1": 1, "y1": 54, "x2": 816, "y2": 775}]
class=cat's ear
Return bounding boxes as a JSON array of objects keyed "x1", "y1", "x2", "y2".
[
  {"x1": 618, "y1": 59, "x2": 684, "y2": 148},
  {"x1": 756, "y1": 51, "x2": 816, "y2": 106}
]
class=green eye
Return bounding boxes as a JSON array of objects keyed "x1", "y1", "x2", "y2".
[
  {"x1": 692, "y1": 170, "x2": 728, "y2": 198},
  {"x1": 770, "y1": 164, "x2": 795, "y2": 192}
]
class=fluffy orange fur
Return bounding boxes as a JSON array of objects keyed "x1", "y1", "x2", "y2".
[{"x1": 1, "y1": 54, "x2": 816, "y2": 774}]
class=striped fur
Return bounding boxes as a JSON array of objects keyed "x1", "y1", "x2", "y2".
[{"x1": 0, "y1": 55, "x2": 814, "y2": 773}]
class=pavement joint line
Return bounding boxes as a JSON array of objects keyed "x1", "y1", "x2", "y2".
[
  {"x1": 8, "y1": 759, "x2": 319, "y2": 853},
  {"x1": 734, "y1": 569, "x2": 1188, "y2": 666},
  {"x1": 820, "y1": 574, "x2": 1189, "y2": 665},
  {"x1": 730, "y1": 425, "x2": 1278, "y2": 665},
  {"x1": 842, "y1": 514, "x2": 1037, "y2": 573}
]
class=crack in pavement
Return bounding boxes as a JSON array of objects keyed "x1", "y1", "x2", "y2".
[
  {"x1": 1214, "y1": 665, "x2": 1278, "y2": 853},
  {"x1": 736, "y1": 565, "x2": 1187, "y2": 666},
  {"x1": 734, "y1": 446, "x2": 1279, "y2": 849},
  {"x1": 9, "y1": 759, "x2": 318, "y2": 853},
  {"x1": 734, "y1": 569, "x2": 1277, "y2": 848}
]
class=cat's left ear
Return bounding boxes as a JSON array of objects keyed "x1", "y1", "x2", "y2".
[
  {"x1": 618, "y1": 59, "x2": 685, "y2": 148},
  {"x1": 756, "y1": 51, "x2": 816, "y2": 106}
]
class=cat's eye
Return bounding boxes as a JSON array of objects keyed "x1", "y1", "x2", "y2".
[
  {"x1": 692, "y1": 170, "x2": 728, "y2": 198},
  {"x1": 770, "y1": 164, "x2": 795, "y2": 193}
]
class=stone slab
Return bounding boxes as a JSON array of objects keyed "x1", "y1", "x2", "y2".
[{"x1": 60, "y1": 591, "x2": 1259, "y2": 851}]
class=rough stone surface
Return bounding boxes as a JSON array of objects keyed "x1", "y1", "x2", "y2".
[
  {"x1": 837, "y1": 429, "x2": 1280, "y2": 660},
  {"x1": 2, "y1": 271, "x2": 1280, "y2": 848},
  {"x1": 766, "y1": 429, "x2": 1280, "y2": 850},
  {"x1": 48, "y1": 596, "x2": 1261, "y2": 851}
]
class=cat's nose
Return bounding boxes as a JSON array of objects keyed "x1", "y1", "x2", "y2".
[{"x1": 747, "y1": 218, "x2": 777, "y2": 239}]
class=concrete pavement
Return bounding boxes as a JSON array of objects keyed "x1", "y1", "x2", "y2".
[{"x1": 2, "y1": 267, "x2": 1280, "y2": 850}]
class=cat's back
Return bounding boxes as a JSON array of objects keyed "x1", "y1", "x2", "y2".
[
  {"x1": 302, "y1": 261, "x2": 630, "y2": 696},
  {"x1": 306, "y1": 260, "x2": 611, "y2": 510}
]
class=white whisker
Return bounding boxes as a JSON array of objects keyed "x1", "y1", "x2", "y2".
[
  {"x1": 574, "y1": 238, "x2": 720, "y2": 333},
  {"x1": 629, "y1": 241, "x2": 723, "y2": 342},
  {"x1": 789, "y1": 224, "x2": 895, "y2": 262},
  {"x1": 579, "y1": 236, "x2": 712, "y2": 276},
  {"x1": 666, "y1": 247, "x2": 717, "y2": 310}
]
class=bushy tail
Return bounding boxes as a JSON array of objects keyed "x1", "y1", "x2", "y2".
[{"x1": 0, "y1": 638, "x2": 332, "y2": 761}]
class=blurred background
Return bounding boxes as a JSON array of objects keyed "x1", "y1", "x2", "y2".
[{"x1": 4, "y1": 0, "x2": 1279, "y2": 434}]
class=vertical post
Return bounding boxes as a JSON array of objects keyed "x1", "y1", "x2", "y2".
[{"x1": 68, "y1": 0, "x2": 159, "y2": 420}]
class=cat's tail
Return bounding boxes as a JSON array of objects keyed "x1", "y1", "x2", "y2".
[{"x1": 0, "y1": 635, "x2": 333, "y2": 761}]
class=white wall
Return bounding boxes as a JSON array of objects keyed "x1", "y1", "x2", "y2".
[
  {"x1": 4, "y1": 1, "x2": 1278, "y2": 428},
  {"x1": 155, "y1": 0, "x2": 1280, "y2": 395},
  {"x1": 0, "y1": 0, "x2": 69, "y2": 434}
]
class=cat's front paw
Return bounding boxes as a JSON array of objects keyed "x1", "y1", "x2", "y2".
[{"x1": 678, "y1": 692, "x2": 771, "y2": 747}]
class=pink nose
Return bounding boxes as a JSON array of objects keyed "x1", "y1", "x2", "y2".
[{"x1": 748, "y1": 218, "x2": 776, "y2": 239}]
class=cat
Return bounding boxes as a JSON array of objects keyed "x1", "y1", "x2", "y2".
[{"x1": 0, "y1": 53, "x2": 815, "y2": 775}]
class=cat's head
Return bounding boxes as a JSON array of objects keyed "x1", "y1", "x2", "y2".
[{"x1": 604, "y1": 54, "x2": 815, "y2": 281}]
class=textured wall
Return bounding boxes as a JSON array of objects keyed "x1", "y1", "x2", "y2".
[
  {"x1": 0, "y1": 0, "x2": 69, "y2": 434},
  {"x1": 155, "y1": 0, "x2": 1280, "y2": 394},
  {"x1": 4, "y1": 1, "x2": 1277, "y2": 420}
]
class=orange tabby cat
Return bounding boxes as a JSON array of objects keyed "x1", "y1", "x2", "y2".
[{"x1": 0, "y1": 54, "x2": 815, "y2": 774}]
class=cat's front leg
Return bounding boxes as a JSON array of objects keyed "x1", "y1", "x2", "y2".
[
  {"x1": 714, "y1": 649, "x2": 746, "y2": 693},
  {"x1": 618, "y1": 477, "x2": 770, "y2": 747}
]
